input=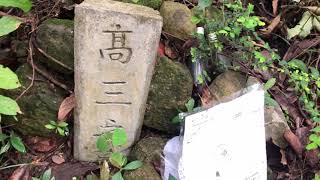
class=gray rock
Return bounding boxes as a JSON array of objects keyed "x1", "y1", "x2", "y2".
[
  {"x1": 144, "y1": 57, "x2": 193, "y2": 134},
  {"x1": 2, "y1": 64, "x2": 66, "y2": 137},
  {"x1": 36, "y1": 18, "x2": 74, "y2": 75},
  {"x1": 208, "y1": 70, "x2": 247, "y2": 105},
  {"x1": 160, "y1": 1, "x2": 196, "y2": 40},
  {"x1": 130, "y1": 136, "x2": 168, "y2": 164},
  {"x1": 123, "y1": 163, "x2": 162, "y2": 180}
]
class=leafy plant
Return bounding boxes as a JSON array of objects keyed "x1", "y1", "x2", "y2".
[
  {"x1": 0, "y1": 0, "x2": 32, "y2": 37},
  {"x1": 0, "y1": 132, "x2": 26, "y2": 154},
  {"x1": 45, "y1": 120, "x2": 69, "y2": 136},
  {"x1": 96, "y1": 128, "x2": 142, "y2": 180},
  {"x1": 172, "y1": 98, "x2": 196, "y2": 123},
  {"x1": 32, "y1": 168, "x2": 55, "y2": 180}
]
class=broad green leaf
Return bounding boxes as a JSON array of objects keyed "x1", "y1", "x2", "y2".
[
  {"x1": 42, "y1": 169, "x2": 52, "y2": 180},
  {"x1": 86, "y1": 175, "x2": 93, "y2": 180},
  {"x1": 123, "y1": 160, "x2": 143, "y2": 170},
  {"x1": 96, "y1": 134, "x2": 109, "y2": 152},
  {"x1": 191, "y1": 16, "x2": 201, "y2": 24},
  {"x1": 112, "y1": 128, "x2": 127, "y2": 147},
  {"x1": 0, "y1": 142, "x2": 10, "y2": 154},
  {"x1": 306, "y1": 142, "x2": 318, "y2": 150},
  {"x1": 109, "y1": 152, "x2": 127, "y2": 168},
  {"x1": 100, "y1": 160, "x2": 110, "y2": 180},
  {"x1": 111, "y1": 171, "x2": 124, "y2": 180},
  {"x1": 264, "y1": 78, "x2": 276, "y2": 90},
  {"x1": 0, "y1": 65, "x2": 21, "y2": 89},
  {"x1": 198, "y1": 0, "x2": 212, "y2": 10},
  {"x1": 311, "y1": 126, "x2": 320, "y2": 133},
  {"x1": 0, "y1": 16, "x2": 22, "y2": 37},
  {"x1": 0, "y1": 0, "x2": 32, "y2": 12},
  {"x1": 288, "y1": 59, "x2": 308, "y2": 73},
  {"x1": 32, "y1": 178, "x2": 40, "y2": 180},
  {"x1": 171, "y1": 115, "x2": 182, "y2": 124},
  {"x1": 57, "y1": 122, "x2": 68, "y2": 127},
  {"x1": 265, "y1": 93, "x2": 278, "y2": 107},
  {"x1": 0, "y1": 133, "x2": 9, "y2": 141},
  {"x1": 10, "y1": 135, "x2": 26, "y2": 153},
  {"x1": 309, "y1": 134, "x2": 318, "y2": 142},
  {"x1": 185, "y1": 98, "x2": 195, "y2": 112},
  {"x1": 45, "y1": 124, "x2": 56, "y2": 130},
  {"x1": 57, "y1": 127, "x2": 65, "y2": 136},
  {"x1": 0, "y1": 95, "x2": 20, "y2": 115}
]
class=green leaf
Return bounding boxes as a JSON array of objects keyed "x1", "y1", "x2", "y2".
[
  {"x1": 96, "y1": 134, "x2": 110, "y2": 152},
  {"x1": 198, "y1": 0, "x2": 212, "y2": 10},
  {"x1": 191, "y1": 16, "x2": 201, "y2": 24},
  {"x1": 311, "y1": 127, "x2": 320, "y2": 133},
  {"x1": 45, "y1": 124, "x2": 56, "y2": 130},
  {"x1": 10, "y1": 134, "x2": 26, "y2": 153},
  {"x1": 309, "y1": 134, "x2": 318, "y2": 142},
  {"x1": 311, "y1": 67, "x2": 319, "y2": 78},
  {"x1": 288, "y1": 59, "x2": 308, "y2": 73},
  {"x1": 0, "y1": 133, "x2": 9, "y2": 141},
  {"x1": 32, "y1": 178, "x2": 40, "y2": 180},
  {"x1": 0, "y1": 0, "x2": 32, "y2": 12},
  {"x1": 265, "y1": 93, "x2": 278, "y2": 107},
  {"x1": 42, "y1": 169, "x2": 52, "y2": 180},
  {"x1": 185, "y1": 98, "x2": 195, "y2": 112},
  {"x1": 0, "y1": 65, "x2": 21, "y2": 89},
  {"x1": 112, "y1": 128, "x2": 127, "y2": 147},
  {"x1": 0, "y1": 95, "x2": 21, "y2": 115},
  {"x1": 171, "y1": 115, "x2": 182, "y2": 124},
  {"x1": 57, "y1": 127, "x2": 65, "y2": 136},
  {"x1": 86, "y1": 175, "x2": 93, "y2": 180},
  {"x1": 169, "y1": 175, "x2": 177, "y2": 180},
  {"x1": 109, "y1": 152, "x2": 127, "y2": 168},
  {"x1": 111, "y1": 171, "x2": 124, "y2": 180},
  {"x1": 306, "y1": 142, "x2": 318, "y2": 150},
  {"x1": 57, "y1": 122, "x2": 68, "y2": 127},
  {"x1": 0, "y1": 142, "x2": 11, "y2": 154},
  {"x1": 264, "y1": 78, "x2": 276, "y2": 90},
  {"x1": 123, "y1": 160, "x2": 143, "y2": 170},
  {"x1": 0, "y1": 16, "x2": 22, "y2": 37}
]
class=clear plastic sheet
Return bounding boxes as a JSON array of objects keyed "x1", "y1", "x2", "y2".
[{"x1": 161, "y1": 84, "x2": 267, "y2": 180}]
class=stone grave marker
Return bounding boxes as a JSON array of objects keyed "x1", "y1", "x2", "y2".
[{"x1": 74, "y1": 0, "x2": 162, "y2": 161}]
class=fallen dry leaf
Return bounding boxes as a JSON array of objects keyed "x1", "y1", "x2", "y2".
[
  {"x1": 302, "y1": 6, "x2": 320, "y2": 15},
  {"x1": 9, "y1": 165, "x2": 29, "y2": 180},
  {"x1": 283, "y1": 37, "x2": 320, "y2": 60},
  {"x1": 284, "y1": 130, "x2": 303, "y2": 158},
  {"x1": 272, "y1": 0, "x2": 278, "y2": 15},
  {"x1": 52, "y1": 155, "x2": 65, "y2": 165},
  {"x1": 58, "y1": 93, "x2": 75, "y2": 121},
  {"x1": 280, "y1": 149, "x2": 288, "y2": 165},
  {"x1": 165, "y1": 44, "x2": 178, "y2": 59},
  {"x1": 32, "y1": 138, "x2": 57, "y2": 153},
  {"x1": 52, "y1": 162, "x2": 99, "y2": 180},
  {"x1": 261, "y1": 14, "x2": 281, "y2": 36}
]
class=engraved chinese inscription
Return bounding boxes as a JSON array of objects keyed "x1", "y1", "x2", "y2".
[{"x1": 100, "y1": 25, "x2": 132, "y2": 64}]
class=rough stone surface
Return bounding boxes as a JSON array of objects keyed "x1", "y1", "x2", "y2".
[
  {"x1": 144, "y1": 57, "x2": 193, "y2": 134},
  {"x1": 160, "y1": 1, "x2": 196, "y2": 40},
  {"x1": 2, "y1": 64, "x2": 66, "y2": 137},
  {"x1": 74, "y1": 0, "x2": 162, "y2": 161},
  {"x1": 130, "y1": 136, "x2": 167, "y2": 164},
  {"x1": 36, "y1": 18, "x2": 74, "y2": 75},
  {"x1": 118, "y1": 0, "x2": 163, "y2": 9},
  {"x1": 123, "y1": 163, "x2": 162, "y2": 180},
  {"x1": 208, "y1": 70, "x2": 247, "y2": 105}
]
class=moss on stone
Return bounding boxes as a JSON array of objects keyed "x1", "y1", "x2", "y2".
[
  {"x1": 36, "y1": 18, "x2": 74, "y2": 75},
  {"x1": 118, "y1": 0, "x2": 163, "y2": 10},
  {"x1": 123, "y1": 164, "x2": 162, "y2": 180},
  {"x1": 144, "y1": 57, "x2": 193, "y2": 134},
  {"x1": 2, "y1": 64, "x2": 66, "y2": 137}
]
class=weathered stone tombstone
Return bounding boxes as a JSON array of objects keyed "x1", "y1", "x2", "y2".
[{"x1": 74, "y1": 0, "x2": 162, "y2": 161}]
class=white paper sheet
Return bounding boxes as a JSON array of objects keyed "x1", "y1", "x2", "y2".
[{"x1": 179, "y1": 86, "x2": 267, "y2": 180}]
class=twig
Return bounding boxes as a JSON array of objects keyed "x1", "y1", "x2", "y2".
[
  {"x1": 0, "y1": 163, "x2": 29, "y2": 170},
  {"x1": 16, "y1": 40, "x2": 35, "y2": 101}
]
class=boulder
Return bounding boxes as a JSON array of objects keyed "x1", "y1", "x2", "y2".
[
  {"x1": 160, "y1": 1, "x2": 196, "y2": 40},
  {"x1": 123, "y1": 163, "x2": 162, "y2": 180},
  {"x1": 2, "y1": 64, "x2": 66, "y2": 137},
  {"x1": 144, "y1": 57, "x2": 193, "y2": 134},
  {"x1": 208, "y1": 70, "x2": 247, "y2": 105},
  {"x1": 130, "y1": 136, "x2": 168, "y2": 164},
  {"x1": 36, "y1": 18, "x2": 74, "y2": 75},
  {"x1": 118, "y1": 0, "x2": 163, "y2": 10}
]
